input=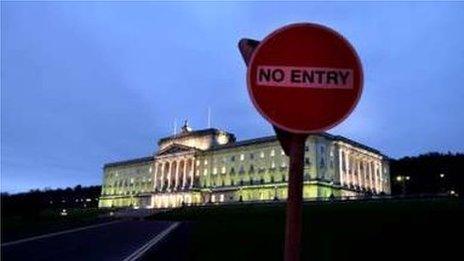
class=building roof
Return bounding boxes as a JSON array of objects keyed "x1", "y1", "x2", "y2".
[
  {"x1": 319, "y1": 133, "x2": 385, "y2": 156},
  {"x1": 208, "y1": 135, "x2": 278, "y2": 151},
  {"x1": 103, "y1": 132, "x2": 387, "y2": 169},
  {"x1": 103, "y1": 156, "x2": 154, "y2": 169},
  {"x1": 208, "y1": 132, "x2": 386, "y2": 157},
  {"x1": 157, "y1": 128, "x2": 235, "y2": 145}
]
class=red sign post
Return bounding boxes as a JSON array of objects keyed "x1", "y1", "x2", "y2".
[{"x1": 239, "y1": 23, "x2": 363, "y2": 261}]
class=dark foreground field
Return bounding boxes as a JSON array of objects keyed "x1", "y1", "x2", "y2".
[
  {"x1": 150, "y1": 197, "x2": 463, "y2": 261},
  {"x1": 1, "y1": 207, "x2": 113, "y2": 243}
]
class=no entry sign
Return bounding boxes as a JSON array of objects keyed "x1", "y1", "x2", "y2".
[{"x1": 247, "y1": 23, "x2": 363, "y2": 133}]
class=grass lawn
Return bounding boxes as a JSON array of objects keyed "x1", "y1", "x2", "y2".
[
  {"x1": 1, "y1": 207, "x2": 114, "y2": 243},
  {"x1": 150, "y1": 197, "x2": 463, "y2": 261}
]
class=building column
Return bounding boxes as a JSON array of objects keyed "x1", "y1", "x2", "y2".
[
  {"x1": 182, "y1": 159, "x2": 187, "y2": 189},
  {"x1": 369, "y1": 161, "x2": 374, "y2": 191},
  {"x1": 364, "y1": 161, "x2": 369, "y2": 191},
  {"x1": 153, "y1": 162, "x2": 158, "y2": 191},
  {"x1": 174, "y1": 160, "x2": 180, "y2": 191},
  {"x1": 365, "y1": 161, "x2": 369, "y2": 191},
  {"x1": 356, "y1": 156, "x2": 362, "y2": 189},
  {"x1": 346, "y1": 152, "x2": 351, "y2": 187},
  {"x1": 190, "y1": 158, "x2": 195, "y2": 188},
  {"x1": 338, "y1": 148, "x2": 344, "y2": 186},
  {"x1": 361, "y1": 159, "x2": 366, "y2": 191},
  {"x1": 353, "y1": 156, "x2": 357, "y2": 188},
  {"x1": 378, "y1": 162, "x2": 384, "y2": 192},
  {"x1": 159, "y1": 163, "x2": 165, "y2": 191},
  {"x1": 167, "y1": 161, "x2": 172, "y2": 191},
  {"x1": 373, "y1": 162, "x2": 379, "y2": 193}
]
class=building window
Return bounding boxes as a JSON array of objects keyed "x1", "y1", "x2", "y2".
[
  {"x1": 196, "y1": 160, "x2": 200, "y2": 166},
  {"x1": 203, "y1": 169, "x2": 208, "y2": 176},
  {"x1": 270, "y1": 149, "x2": 275, "y2": 157},
  {"x1": 213, "y1": 167, "x2": 218, "y2": 175},
  {"x1": 271, "y1": 176, "x2": 275, "y2": 183},
  {"x1": 220, "y1": 194, "x2": 224, "y2": 202},
  {"x1": 249, "y1": 165, "x2": 255, "y2": 173},
  {"x1": 281, "y1": 161, "x2": 286, "y2": 168},
  {"x1": 342, "y1": 152, "x2": 346, "y2": 171},
  {"x1": 320, "y1": 157, "x2": 325, "y2": 168},
  {"x1": 239, "y1": 165, "x2": 245, "y2": 174},
  {"x1": 196, "y1": 170, "x2": 200, "y2": 176},
  {"x1": 271, "y1": 161, "x2": 276, "y2": 169},
  {"x1": 221, "y1": 166, "x2": 226, "y2": 174},
  {"x1": 305, "y1": 158, "x2": 311, "y2": 166},
  {"x1": 231, "y1": 155, "x2": 235, "y2": 162},
  {"x1": 281, "y1": 149, "x2": 285, "y2": 156},
  {"x1": 305, "y1": 146, "x2": 309, "y2": 152},
  {"x1": 305, "y1": 172, "x2": 310, "y2": 180},
  {"x1": 250, "y1": 153, "x2": 254, "y2": 160},
  {"x1": 230, "y1": 167, "x2": 235, "y2": 175},
  {"x1": 260, "y1": 178, "x2": 264, "y2": 184},
  {"x1": 260, "y1": 151, "x2": 265, "y2": 158},
  {"x1": 240, "y1": 154, "x2": 245, "y2": 161},
  {"x1": 204, "y1": 160, "x2": 208, "y2": 165}
]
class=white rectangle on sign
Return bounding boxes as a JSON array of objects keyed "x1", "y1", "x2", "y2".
[{"x1": 256, "y1": 65, "x2": 354, "y2": 89}]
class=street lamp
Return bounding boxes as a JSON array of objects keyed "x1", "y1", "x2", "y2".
[
  {"x1": 439, "y1": 173, "x2": 446, "y2": 193},
  {"x1": 396, "y1": 175, "x2": 410, "y2": 196}
]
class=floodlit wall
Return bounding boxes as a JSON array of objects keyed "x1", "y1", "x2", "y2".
[
  {"x1": 196, "y1": 135, "x2": 338, "y2": 191},
  {"x1": 207, "y1": 184, "x2": 345, "y2": 203},
  {"x1": 99, "y1": 131, "x2": 389, "y2": 209},
  {"x1": 99, "y1": 160, "x2": 154, "y2": 208},
  {"x1": 151, "y1": 192, "x2": 202, "y2": 208}
]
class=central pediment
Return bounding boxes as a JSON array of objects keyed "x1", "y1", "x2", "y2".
[{"x1": 156, "y1": 143, "x2": 198, "y2": 156}]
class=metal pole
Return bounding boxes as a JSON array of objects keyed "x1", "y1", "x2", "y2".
[
  {"x1": 237, "y1": 39, "x2": 307, "y2": 261},
  {"x1": 284, "y1": 134, "x2": 306, "y2": 261}
]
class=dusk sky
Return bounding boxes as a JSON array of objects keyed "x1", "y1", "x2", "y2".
[{"x1": 2, "y1": 2, "x2": 464, "y2": 193}]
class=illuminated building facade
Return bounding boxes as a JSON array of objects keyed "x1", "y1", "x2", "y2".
[{"x1": 99, "y1": 123, "x2": 390, "y2": 209}]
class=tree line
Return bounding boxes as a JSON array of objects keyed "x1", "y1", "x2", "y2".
[
  {"x1": 1, "y1": 185, "x2": 101, "y2": 218},
  {"x1": 390, "y1": 152, "x2": 463, "y2": 196}
]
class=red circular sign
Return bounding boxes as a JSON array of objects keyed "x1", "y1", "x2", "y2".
[{"x1": 247, "y1": 23, "x2": 363, "y2": 133}]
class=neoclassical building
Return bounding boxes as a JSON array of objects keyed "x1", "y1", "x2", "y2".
[{"x1": 99, "y1": 123, "x2": 390, "y2": 209}]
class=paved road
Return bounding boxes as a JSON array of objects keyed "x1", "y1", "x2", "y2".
[
  {"x1": 1, "y1": 220, "x2": 178, "y2": 261},
  {"x1": 140, "y1": 222, "x2": 193, "y2": 261}
]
